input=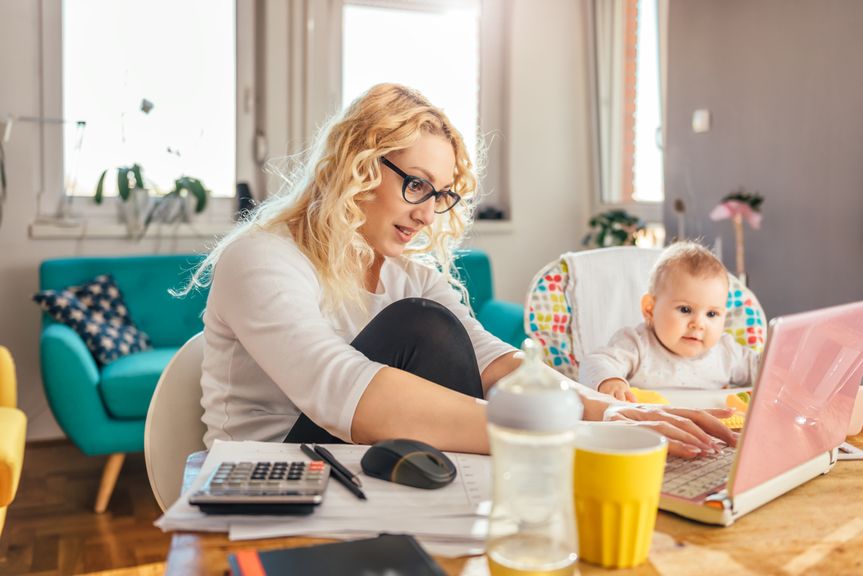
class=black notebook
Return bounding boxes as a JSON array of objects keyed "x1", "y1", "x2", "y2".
[{"x1": 228, "y1": 533, "x2": 447, "y2": 576}]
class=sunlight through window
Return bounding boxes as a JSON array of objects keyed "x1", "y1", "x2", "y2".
[
  {"x1": 342, "y1": 3, "x2": 480, "y2": 164},
  {"x1": 62, "y1": 0, "x2": 236, "y2": 198}
]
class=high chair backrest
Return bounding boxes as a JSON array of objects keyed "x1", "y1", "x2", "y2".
[{"x1": 525, "y1": 247, "x2": 766, "y2": 379}]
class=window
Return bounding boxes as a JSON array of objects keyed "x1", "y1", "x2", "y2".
[
  {"x1": 341, "y1": 2, "x2": 480, "y2": 163},
  {"x1": 36, "y1": 0, "x2": 255, "y2": 227},
  {"x1": 590, "y1": 0, "x2": 666, "y2": 222},
  {"x1": 62, "y1": 0, "x2": 236, "y2": 199}
]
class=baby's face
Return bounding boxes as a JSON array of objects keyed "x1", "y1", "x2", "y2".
[{"x1": 644, "y1": 270, "x2": 728, "y2": 358}]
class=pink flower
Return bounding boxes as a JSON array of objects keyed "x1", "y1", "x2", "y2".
[{"x1": 709, "y1": 200, "x2": 762, "y2": 229}]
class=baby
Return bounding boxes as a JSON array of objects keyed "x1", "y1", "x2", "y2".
[{"x1": 579, "y1": 241, "x2": 759, "y2": 401}]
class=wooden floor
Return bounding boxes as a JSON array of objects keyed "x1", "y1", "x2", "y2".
[{"x1": 0, "y1": 441, "x2": 172, "y2": 575}]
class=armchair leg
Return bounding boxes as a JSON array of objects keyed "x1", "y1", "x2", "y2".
[{"x1": 94, "y1": 453, "x2": 125, "y2": 513}]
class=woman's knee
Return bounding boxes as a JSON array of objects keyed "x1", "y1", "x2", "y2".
[{"x1": 375, "y1": 298, "x2": 466, "y2": 341}]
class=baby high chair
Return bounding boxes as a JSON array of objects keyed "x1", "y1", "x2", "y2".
[{"x1": 525, "y1": 247, "x2": 765, "y2": 379}]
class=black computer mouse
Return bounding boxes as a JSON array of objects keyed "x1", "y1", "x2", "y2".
[{"x1": 360, "y1": 438, "x2": 457, "y2": 489}]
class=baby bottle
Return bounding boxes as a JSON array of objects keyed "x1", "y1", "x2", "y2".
[{"x1": 486, "y1": 339, "x2": 583, "y2": 576}]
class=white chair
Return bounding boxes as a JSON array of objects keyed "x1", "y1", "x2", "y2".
[{"x1": 144, "y1": 332, "x2": 206, "y2": 511}]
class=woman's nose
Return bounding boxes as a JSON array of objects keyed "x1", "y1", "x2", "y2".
[{"x1": 412, "y1": 198, "x2": 436, "y2": 226}]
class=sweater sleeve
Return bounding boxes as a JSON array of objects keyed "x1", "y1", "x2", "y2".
[
  {"x1": 413, "y1": 262, "x2": 517, "y2": 376},
  {"x1": 207, "y1": 233, "x2": 385, "y2": 442},
  {"x1": 578, "y1": 326, "x2": 643, "y2": 390}
]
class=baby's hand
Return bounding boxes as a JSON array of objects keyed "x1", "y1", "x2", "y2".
[{"x1": 598, "y1": 378, "x2": 636, "y2": 402}]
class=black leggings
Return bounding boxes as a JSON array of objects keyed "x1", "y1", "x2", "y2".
[{"x1": 284, "y1": 298, "x2": 484, "y2": 444}]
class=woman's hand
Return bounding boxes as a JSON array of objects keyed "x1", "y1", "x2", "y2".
[
  {"x1": 603, "y1": 404, "x2": 738, "y2": 458},
  {"x1": 532, "y1": 362, "x2": 736, "y2": 459}
]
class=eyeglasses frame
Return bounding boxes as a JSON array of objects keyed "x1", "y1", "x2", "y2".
[{"x1": 380, "y1": 157, "x2": 462, "y2": 214}]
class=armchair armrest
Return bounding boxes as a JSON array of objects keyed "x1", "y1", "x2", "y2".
[
  {"x1": 40, "y1": 324, "x2": 118, "y2": 455},
  {"x1": 478, "y1": 300, "x2": 528, "y2": 349},
  {"x1": 0, "y1": 406, "x2": 26, "y2": 507}
]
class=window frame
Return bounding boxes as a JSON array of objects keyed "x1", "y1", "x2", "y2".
[
  {"x1": 586, "y1": 0, "x2": 667, "y2": 225},
  {"x1": 36, "y1": 0, "x2": 255, "y2": 226}
]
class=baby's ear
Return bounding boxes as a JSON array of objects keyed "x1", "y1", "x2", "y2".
[{"x1": 641, "y1": 293, "x2": 655, "y2": 323}]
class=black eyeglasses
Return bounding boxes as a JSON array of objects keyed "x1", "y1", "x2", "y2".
[{"x1": 381, "y1": 157, "x2": 462, "y2": 214}]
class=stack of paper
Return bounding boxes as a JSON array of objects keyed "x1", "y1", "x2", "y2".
[{"x1": 155, "y1": 440, "x2": 492, "y2": 557}]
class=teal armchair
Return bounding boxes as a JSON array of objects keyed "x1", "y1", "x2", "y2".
[{"x1": 38, "y1": 254, "x2": 207, "y2": 512}]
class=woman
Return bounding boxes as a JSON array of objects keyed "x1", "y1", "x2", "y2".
[{"x1": 187, "y1": 83, "x2": 734, "y2": 457}]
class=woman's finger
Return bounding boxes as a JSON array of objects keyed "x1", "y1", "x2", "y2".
[
  {"x1": 667, "y1": 407, "x2": 738, "y2": 447},
  {"x1": 665, "y1": 437, "x2": 703, "y2": 459},
  {"x1": 612, "y1": 414, "x2": 712, "y2": 455},
  {"x1": 616, "y1": 407, "x2": 716, "y2": 452},
  {"x1": 642, "y1": 419, "x2": 715, "y2": 454}
]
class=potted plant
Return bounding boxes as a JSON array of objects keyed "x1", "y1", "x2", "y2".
[
  {"x1": 93, "y1": 164, "x2": 209, "y2": 238},
  {"x1": 709, "y1": 188, "x2": 764, "y2": 283},
  {"x1": 582, "y1": 209, "x2": 646, "y2": 248},
  {"x1": 146, "y1": 175, "x2": 209, "y2": 225},
  {"x1": 94, "y1": 164, "x2": 150, "y2": 237}
]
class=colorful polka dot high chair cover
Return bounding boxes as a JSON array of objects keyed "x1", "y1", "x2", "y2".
[{"x1": 525, "y1": 248, "x2": 765, "y2": 379}]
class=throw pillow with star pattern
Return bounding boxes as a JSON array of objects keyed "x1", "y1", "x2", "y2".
[{"x1": 33, "y1": 274, "x2": 152, "y2": 365}]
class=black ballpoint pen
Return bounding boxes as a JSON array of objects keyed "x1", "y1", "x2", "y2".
[
  {"x1": 301, "y1": 444, "x2": 367, "y2": 500},
  {"x1": 313, "y1": 444, "x2": 364, "y2": 487}
]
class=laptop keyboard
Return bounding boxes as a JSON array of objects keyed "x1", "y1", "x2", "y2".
[{"x1": 663, "y1": 446, "x2": 736, "y2": 499}]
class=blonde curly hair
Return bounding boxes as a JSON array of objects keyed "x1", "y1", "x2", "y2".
[{"x1": 182, "y1": 83, "x2": 478, "y2": 310}]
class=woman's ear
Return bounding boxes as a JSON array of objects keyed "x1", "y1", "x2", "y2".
[{"x1": 641, "y1": 293, "x2": 655, "y2": 325}]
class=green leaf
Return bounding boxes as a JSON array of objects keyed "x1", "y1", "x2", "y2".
[
  {"x1": 131, "y1": 164, "x2": 145, "y2": 189},
  {"x1": 117, "y1": 168, "x2": 130, "y2": 202},
  {"x1": 174, "y1": 176, "x2": 208, "y2": 213},
  {"x1": 94, "y1": 169, "x2": 107, "y2": 204}
]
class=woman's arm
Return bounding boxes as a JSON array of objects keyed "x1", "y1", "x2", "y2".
[
  {"x1": 352, "y1": 366, "x2": 490, "y2": 453},
  {"x1": 480, "y1": 351, "x2": 737, "y2": 457},
  {"x1": 480, "y1": 351, "x2": 622, "y2": 420}
]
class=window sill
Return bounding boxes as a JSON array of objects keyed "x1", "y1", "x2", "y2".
[
  {"x1": 29, "y1": 218, "x2": 514, "y2": 240},
  {"x1": 28, "y1": 220, "x2": 235, "y2": 240}
]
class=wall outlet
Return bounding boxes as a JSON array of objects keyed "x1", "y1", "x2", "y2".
[{"x1": 692, "y1": 109, "x2": 711, "y2": 133}]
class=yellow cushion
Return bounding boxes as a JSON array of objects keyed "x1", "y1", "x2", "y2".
[
  {"x1": 0, "y1": 346, "x2": 15, "y2": 408},
  {"x1": 0, "y1": 406, "x2": 26, "y2": 507}
]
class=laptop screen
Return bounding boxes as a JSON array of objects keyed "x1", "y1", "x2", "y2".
[{"x1": 729, "y1": 301, "x2": 863, "y2": 495}]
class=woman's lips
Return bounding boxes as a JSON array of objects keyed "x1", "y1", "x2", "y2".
[{"x1": 395, "y1": 225, "x2": 414, "y2": 242}]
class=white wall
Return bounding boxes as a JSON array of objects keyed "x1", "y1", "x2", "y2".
[
  {"x1": 0, "y1": 0, "x2": 594, "y2": 440},
  {"x1": 466, "y1": 0, "x2": 592, "y2": 302}
]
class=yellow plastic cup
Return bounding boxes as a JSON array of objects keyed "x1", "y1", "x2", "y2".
[{"x1": 573, "y1": 424, "x2": 668, "y2": 568}]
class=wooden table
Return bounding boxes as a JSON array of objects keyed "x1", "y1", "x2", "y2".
[{"x1": 164, "y1": 435, "x2": 863, "y2": 575}]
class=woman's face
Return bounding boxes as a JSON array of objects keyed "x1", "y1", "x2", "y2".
[{"x1": 360, "y1": 133, "x2": 455, "y2": 260}]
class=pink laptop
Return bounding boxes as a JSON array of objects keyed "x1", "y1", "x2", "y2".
[{"x1": 659, "y1": 300, "x2": 863, "y2": 526}]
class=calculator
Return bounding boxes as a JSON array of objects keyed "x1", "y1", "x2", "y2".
[{"x1": 189, "y1": 460, "x2": 330, "y2": 515}]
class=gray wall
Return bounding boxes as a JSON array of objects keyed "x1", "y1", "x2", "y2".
[{"x1": 664, "y1": 0, "x2": 863, "y2": 318}]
